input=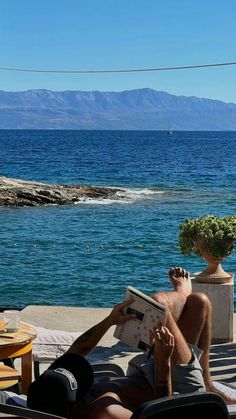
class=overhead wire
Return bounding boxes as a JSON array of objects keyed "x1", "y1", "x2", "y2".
[{"x1": 0, "y1": 61, "x2": 236, "y2": 74}]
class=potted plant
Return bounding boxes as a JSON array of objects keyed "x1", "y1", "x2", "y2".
[{"x1": 179, "y1": 215, "x2": 236, "y2": 283}]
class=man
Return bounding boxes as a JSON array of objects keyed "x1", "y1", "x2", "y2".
[{"x1": 68, "y1": 266, "x2": 236, "y2": 418}]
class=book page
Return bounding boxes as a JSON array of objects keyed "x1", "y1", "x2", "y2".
[{"x1": 114, "y1": 286, "x2": 167, "y2": 351}]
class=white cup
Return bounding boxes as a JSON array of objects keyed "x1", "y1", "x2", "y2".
[{"x1": 3, "y1": 310, "x2": 20, "y2": 332}]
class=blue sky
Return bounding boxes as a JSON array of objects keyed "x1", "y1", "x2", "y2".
[{"x1": 1, "y1": 0, "x2": 236, "y2": 103}]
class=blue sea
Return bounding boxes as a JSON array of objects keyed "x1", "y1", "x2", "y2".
[{"x1": 0, "y1": 130, "x2": 235, "y2": 308}]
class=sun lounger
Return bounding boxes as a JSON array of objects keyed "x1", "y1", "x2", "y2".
[
  {"x1": 0, "y1": 391, "x2": 232, "y2": 418},
  {"x1": 92, "y1": 362, "x2": 125, "y2": 377},
  {"x1": 131, "y1": 391, "x2": 231, "y2": 418},
  {"x1": 0, "y1": 402, "x2": 64, "y2": 418}
]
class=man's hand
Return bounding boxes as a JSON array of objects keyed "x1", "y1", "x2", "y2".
[
  {"x1": 107, "y1": 298, "x2": 135, "y2": 326},
  {"x1": 68, "y1": 298, "x2": 135, "y2": 356},
  {"x1": 150, "y1": 326, "x2": 174, "y2": 362},
  {"x1": 151, "y1": 326, "x2": 174, "y2": 398}
]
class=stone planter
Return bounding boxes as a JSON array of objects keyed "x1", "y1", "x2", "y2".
[{"x1": 194, "y1": 249, "x2": 232, "y2": 284}]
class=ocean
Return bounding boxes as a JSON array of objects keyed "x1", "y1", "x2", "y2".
[{"x1": 0, "y1": 130, "x2": 235, "y2": 308}]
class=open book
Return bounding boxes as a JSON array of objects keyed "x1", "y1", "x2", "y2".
[{"x1": 113, "y1": 286, "x2": 167, "y2": 352}]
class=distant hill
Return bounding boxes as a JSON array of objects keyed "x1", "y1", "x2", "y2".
[{"x1": 0, "y1": 88, "x2": 235, "y2": 130}]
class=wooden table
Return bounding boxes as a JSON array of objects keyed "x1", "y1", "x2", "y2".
[{"x1": 0, "y1": 321, "x2": 37, "y2": 394}]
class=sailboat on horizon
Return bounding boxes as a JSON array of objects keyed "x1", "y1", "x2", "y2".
[{"x1": 166, "y1": 115, "x2": 173, "y2": 135}]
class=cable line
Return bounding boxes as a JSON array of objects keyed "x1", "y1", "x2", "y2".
[{"x1": 0, "y1": 61, "x2": 236, "y2": 74}]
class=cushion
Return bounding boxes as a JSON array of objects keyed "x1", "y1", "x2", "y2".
[{"x1": 33, "y1": 327, "x2": 81, "y2": 362}]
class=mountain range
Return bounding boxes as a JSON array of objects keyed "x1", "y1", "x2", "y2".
[{"x1": 0, "y1": 88, "x2": 235, "y2": 130}]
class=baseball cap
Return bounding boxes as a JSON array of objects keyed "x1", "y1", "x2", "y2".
[{"x1": 27, "y1": 353, "x2": 94, "y2": 416}]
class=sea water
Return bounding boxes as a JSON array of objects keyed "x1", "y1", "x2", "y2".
[{"x1": 0, "y1": 130, "x2": 235, "y2": 308}]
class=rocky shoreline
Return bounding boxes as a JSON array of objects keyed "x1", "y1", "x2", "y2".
[{"x1": 0, "y1": 176, "x2": 126, "y2": 207}]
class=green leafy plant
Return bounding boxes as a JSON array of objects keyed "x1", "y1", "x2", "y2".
[{"x1": 179, "y1": 215, "x2": 236, "y2": 260}]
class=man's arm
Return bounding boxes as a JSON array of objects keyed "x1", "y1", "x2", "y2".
[
  {"x1": 67, "y1": 299, "x2": 134, "y2": 356},
  {"x1": 151, "y1": 326, "x2": 174, "y2": 398}
]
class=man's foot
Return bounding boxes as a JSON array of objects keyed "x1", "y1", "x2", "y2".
[
  {"x1": 207, "y1": 383, "x2": 236, "y2": 405},
  {"x1": 168, "y1": 267, "x2": 192, "y2": 297},
  {"x1": 152, "y1": 267, "x2": 192, "y2": 322}
]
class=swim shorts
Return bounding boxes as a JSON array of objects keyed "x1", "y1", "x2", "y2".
[{"x1": 127, "y1": 344, "x2": 206, "y2": 394}]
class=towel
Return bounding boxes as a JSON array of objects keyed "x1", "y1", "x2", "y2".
[
  {"x1": 33, "y1": 326, "x2": 81, "y2": 362},
  {"x1": 4, "y1": 391, "x2": 27, "y2": 407},
  {"x1": 213, "y1": 381, "x2": 236, "y2": 413}
]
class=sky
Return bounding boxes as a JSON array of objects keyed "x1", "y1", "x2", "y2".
[{"x1": 1, "y1": 0, "x2": 236, "y2": 103}]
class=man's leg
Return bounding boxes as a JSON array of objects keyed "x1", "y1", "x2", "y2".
[
  {"x1": 152, "y1": 267, "x2": 211, "y2": 368},
  {"x1": 152, "y1": 267, "x2": 193, "y2": 365},
  {"x1": 177, "y1": 291, "x2": 212, "y2": 389},
  {"x1": 151, "y1": 282, "x2": 206, "y2": 396},
  {"x1": 177, "y1": 291, "x2": 236, "y2": 404},
  {"x1": 153, "y1": 267, "x2": 236, "y2": 404}
]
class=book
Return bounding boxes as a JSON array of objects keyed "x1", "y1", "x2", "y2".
[{"x1": 113, "y1": 286, "x2": 167, "y2": 352}]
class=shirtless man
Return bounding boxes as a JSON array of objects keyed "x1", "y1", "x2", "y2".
[
  {"x1": 72, "y1": 266, "x2": 236, "y2": 418},
  {"x1": 28, "y1": 267, "x2": 235, "y2": 418}
]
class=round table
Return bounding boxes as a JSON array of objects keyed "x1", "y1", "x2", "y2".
[{"x1": 0, "y1": 321, "x2": 37, "y2": 394}]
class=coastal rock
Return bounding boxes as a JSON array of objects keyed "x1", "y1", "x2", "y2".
[{"x1": 0, "y1": 176, "x2": 126, "y2": 207}]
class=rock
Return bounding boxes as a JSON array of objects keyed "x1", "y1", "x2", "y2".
[{"x1": 0, "y1": 176, "x2": 126, "y2": 207}]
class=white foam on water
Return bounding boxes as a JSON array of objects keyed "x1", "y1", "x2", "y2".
[
  {"x1": 122, "y1": 187, "x2": 164, "y2": 195},
  {"x1": 73, "y1": 187, "x2": 165, "y2": 205},
  {"x1": 118, "y1": 187, "x2": 165, "y2": 201},
  {"x1": 74, "y1": 197, "x2": 133, "y2": 205}
]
